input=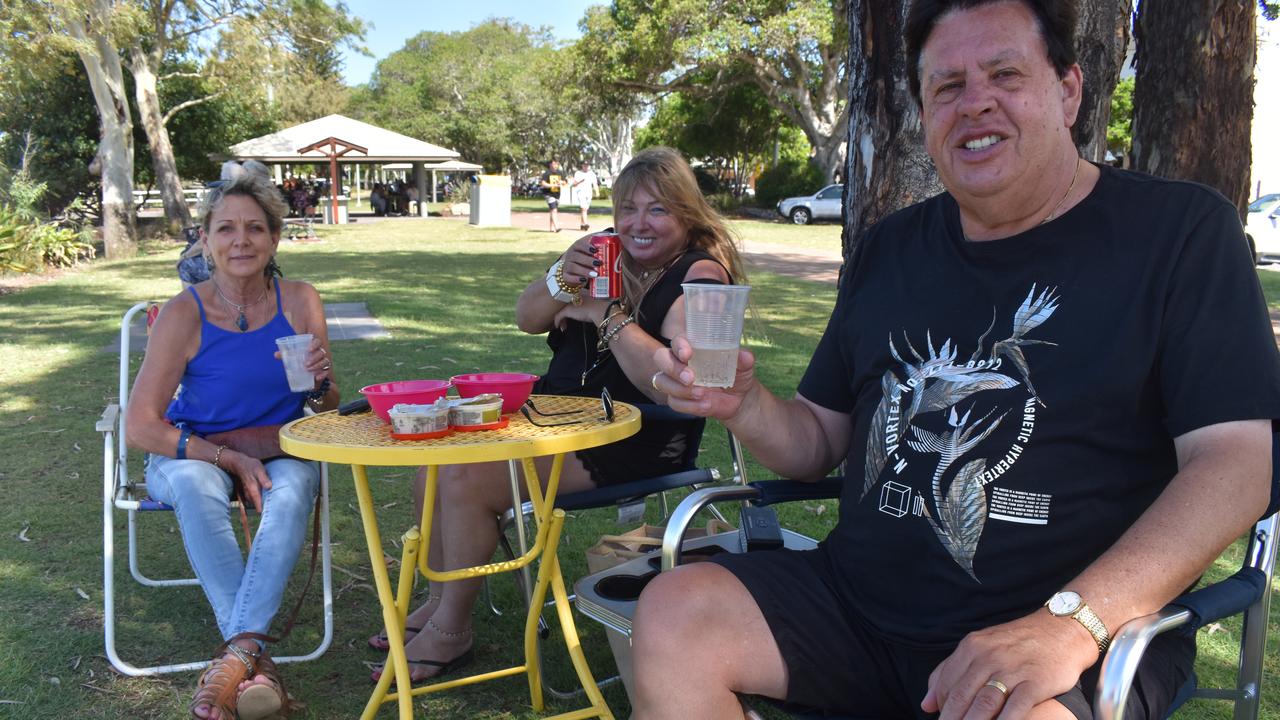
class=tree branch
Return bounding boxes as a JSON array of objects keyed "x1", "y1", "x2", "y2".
[{"x1": 161, "y1": 89, "x2": 227, "y2": 125}]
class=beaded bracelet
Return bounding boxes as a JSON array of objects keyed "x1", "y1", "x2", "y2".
[
  {"x1": 212, "y1": 444, "x2": 226, "y2": 469},
  {"x1": 306, "y1": 378, "x2": 332, "y2": 405},
  {"x1": 598, "y1": 315, "x2": 635, "y2": 350}
]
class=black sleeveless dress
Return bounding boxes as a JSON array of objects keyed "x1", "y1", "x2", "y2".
[{"x1": 534, "y1": 248, "x2": 728, "y2": 486}]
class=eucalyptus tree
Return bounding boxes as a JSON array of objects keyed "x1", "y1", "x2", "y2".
[{"x1": 578, "y1": 0, "x2": 850, "y2": 182}]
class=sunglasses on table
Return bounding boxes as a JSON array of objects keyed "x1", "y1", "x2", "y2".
[{"x1": 520, "y1": 389, "x2": 615, "y2": 427}]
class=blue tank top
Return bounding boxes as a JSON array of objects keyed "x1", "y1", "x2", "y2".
[{"x1": 165, "y1": 280, "x2": 307, "y2": 434}]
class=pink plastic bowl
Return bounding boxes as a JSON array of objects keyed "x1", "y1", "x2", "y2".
[
  {"x1": 360, "y1": 380, "x2": 452, "y2": 423},
  {"x1": 450, "y1": 373, "x2": 539, "y2": 414}
]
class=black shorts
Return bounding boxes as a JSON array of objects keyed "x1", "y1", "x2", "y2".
[
  {"x1": 545, "y1": 195, "x2": 559, "y2": 209},
  {"x1": 712, "y1": 547, "x2": 1195, "y2": 719},
  {"x1": 576, "y1": 419, "x2": 698, "y2": 487}
]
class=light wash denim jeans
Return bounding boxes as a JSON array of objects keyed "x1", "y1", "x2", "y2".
[{"x1": 145, "y1": 454, "x2": 319, "y2": 641}]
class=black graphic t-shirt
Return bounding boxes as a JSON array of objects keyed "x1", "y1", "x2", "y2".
[
  {"x1": 541, "y1": 170, "x2": 563, "y2": 197},
  {"x1": 797, "y1": 164, "x2": 1280, "y2": 648}
]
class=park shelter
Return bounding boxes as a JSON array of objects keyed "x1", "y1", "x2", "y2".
[
  {"x1": 383, "y1": 159, "x2": 486, "y2": 203},
  {"x1": 226, "y1": 114, "x2": 460, "y2": 217}
]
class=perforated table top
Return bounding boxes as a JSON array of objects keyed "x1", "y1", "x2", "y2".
[{"x1": 279, "y1": 394, "x2": 640, "y2": 466}]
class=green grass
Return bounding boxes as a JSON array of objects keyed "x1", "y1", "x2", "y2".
[{"x1": 0, "y1": 221, "x2": 1274, "y2": 719}]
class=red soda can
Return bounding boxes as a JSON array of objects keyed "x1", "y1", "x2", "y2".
[{"x1": 587, "y1": 233, "x2": 622, "y2": 300}]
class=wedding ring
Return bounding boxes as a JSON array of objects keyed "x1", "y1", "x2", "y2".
[
  {"x1": 984, "y1": 679, "x2": 1009, "y2": 696},
  {"x1": 650, "y1": 371, "x2": 663, "y2": 392}
]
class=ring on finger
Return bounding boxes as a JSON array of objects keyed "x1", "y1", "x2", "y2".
[
  {"x1": 984, "y1": 679, "x2": 1009, "y2": 696},
  {"x1": 650, "y1": 371, "x2": 663, "y2": 392}
]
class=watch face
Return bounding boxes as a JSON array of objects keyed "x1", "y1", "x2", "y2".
[{"x1": 1048, "y1": 591, "x2": 1082, "y2": 615}]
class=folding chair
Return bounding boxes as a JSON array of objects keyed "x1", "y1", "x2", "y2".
[
  {"x1": 658, "y1": 438, "x2": 1280, "y2": 720},
  {"x1": 99, "y1": 301, "x2": 334, "y2": 676}
]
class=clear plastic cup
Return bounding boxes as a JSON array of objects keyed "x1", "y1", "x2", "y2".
[
  {"x1": 275, "y1": 333, "x2": 315, "y2": 392},
  {"x1": 682, "y1": 284, "x2": 750, "y2": 388}
]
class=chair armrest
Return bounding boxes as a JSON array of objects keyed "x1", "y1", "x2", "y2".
[
  {"x1": 97, "y1": 404, "x2": 120, "y2": 433},
  {"x1": 661, "y1": 485, "x2": 764, "y2": 571},
  {"x1": 555, "y1": 468, "x2": 720, "y2": 512},
  {"x1": 1094, "y1": 606, "x2": 1193, "y2": 720},
  {"x1": 749, "y1": 477, "x2": 843, "y2": 506}
]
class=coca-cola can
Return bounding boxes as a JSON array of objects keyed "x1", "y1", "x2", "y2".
[{"x1": 587, "y1": 233, "x2": 622, "y2": 300}]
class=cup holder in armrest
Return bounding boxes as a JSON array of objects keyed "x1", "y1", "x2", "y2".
[{"x1": 593, "y1": 571, "x2": 658, "y2": 601}]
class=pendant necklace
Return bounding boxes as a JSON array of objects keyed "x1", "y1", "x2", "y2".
[{"x1": 212, "y1": 280, "x2": 268, "y2": 332}]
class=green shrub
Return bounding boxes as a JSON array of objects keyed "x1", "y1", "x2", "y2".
[
  {"x1": 0, "y1": 204, "x2": 94, "y2": 272},
  {"x1": 705, "y1": 192, "x2": 743, "y2": 213},
  {"x1": 753, "y1": 157, "x2": 825, "y2": 209}
]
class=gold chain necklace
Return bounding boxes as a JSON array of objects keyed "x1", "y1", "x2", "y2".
[
  {"x1": 1040, "y1": 157, "x2": 1082, "y2": 225},
  {"x1": 212, "y1": 279, "x2": 269, "y2": 332}
]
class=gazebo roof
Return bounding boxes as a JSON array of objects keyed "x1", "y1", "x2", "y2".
[{"x1": 228, "y1": 115, "x2": 460, "y2": 164}]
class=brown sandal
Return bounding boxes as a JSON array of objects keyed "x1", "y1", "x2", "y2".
[
  {"x1": 190, "y1": 639, "x2": 257, "y2": 719},
  {"x1": 237, "y1": 649, "x2": 291, "y2": 720}
]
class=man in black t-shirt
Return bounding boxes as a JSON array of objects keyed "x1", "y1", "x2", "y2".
[
  {"x1": 634, "y1": 1, "x2": 1280, "y2": 719},
  {"x1": 539, "y1": 160, "x2": 564, "y2": 232}
]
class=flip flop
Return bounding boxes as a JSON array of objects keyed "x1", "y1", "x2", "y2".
[
  {"x1": 369, "y1": 647, "x2": 475, "y2": 686},
  {"x1": 367, "y1": 625, "x2": 422, "y2": 652}
]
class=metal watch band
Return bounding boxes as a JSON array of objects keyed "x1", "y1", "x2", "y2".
[
  {"x1": 1072, "y1": 604, "x2": 1111, "y2": 654},
  {"x1": 545, "y1": 261, "x2": 576, "y2": 303}
]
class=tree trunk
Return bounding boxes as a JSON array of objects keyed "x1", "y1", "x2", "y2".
[
  {"x1": 842, "y1": 0, "x2": 942, "y2": 271},
  {"x1": 1132, "y1": 0, "x2": 1255, "y2": 218},
  {"x1": 129, "y1": 46, "x2": 193, "y2": 232},
  {"x1": 65, "y1": 5, "x2": 136, "y2": 259},
  {"x1": 1074, "y1": 0, "x2": 1132, "y2": 161}
]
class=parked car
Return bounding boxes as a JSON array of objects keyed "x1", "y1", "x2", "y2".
[
  {"x1": 1244, "y1": 193, "x2": 1280, "y2": 264},
  {"x1": 777, "y1": 184, "x2": 844, "y2": 225}
]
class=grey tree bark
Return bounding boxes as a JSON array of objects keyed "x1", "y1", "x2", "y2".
[
  {"x1": 65, "y1": 2, "x2": 137, "y2": 259},
  {"x1": 842, "y1": 0, "x2": 941, "y2": 270},
  {"x1": 1131, "y1": 0, "x2": 1255, "y2": 218},
  {"x1": 1073, "y1": 0, "x2": 1132, "y2": 161},
  {"x1": 129, "y1": 46, "x2": 193, "y2": 232}
]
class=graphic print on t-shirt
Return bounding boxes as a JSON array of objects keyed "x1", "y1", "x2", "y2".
[{"x1": 863, "y1": 285, "x2": 1059, "y2": 581}]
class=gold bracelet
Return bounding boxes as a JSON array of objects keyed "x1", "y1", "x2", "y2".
[
  {"x1": 212, "y1": 444, "x2": 226, "y2": 469},
  {"x1": 597, "y1": 308, "x2": 626, "y2": 336},
  {"x1": 554, "y1": 260, "x2": 582, "y2": 298}
]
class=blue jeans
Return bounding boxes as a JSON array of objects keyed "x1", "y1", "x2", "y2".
[{"x1": 145, "y1": 454, "x2": 319, "y2": 641}]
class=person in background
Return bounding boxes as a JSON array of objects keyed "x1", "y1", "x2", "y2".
[
  {"x1": 127, "y1": 163, "x2": 339, "y2": 719},
  {"x1": 366, "y1": 147, "x2": 747, "y2": 686},
  {"x1": 633, "y1": 1, "x2": 1280, "y2": 718},
  {"x1": 540, "y1": 159, "x2": 565, "y2": 232},
  {"x1": 571, "y1": 160, "x2": 600, "y2": 231}
]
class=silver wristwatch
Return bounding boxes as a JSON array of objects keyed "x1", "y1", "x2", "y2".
[
  {"x1": 1045, "y1": 590, "x2": 1110, "y2": 654},
  {"x1": 545, "y1": 260, "x2": 576, "y2": 303}
]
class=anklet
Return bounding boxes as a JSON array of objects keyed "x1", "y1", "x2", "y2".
[{"x1": 426, "y1": 617, "x2": 472, "y2": 639}]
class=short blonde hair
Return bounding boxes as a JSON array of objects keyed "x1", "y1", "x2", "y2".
[{"x1": 199, "y1": 161, "x2": 287, "y2": 238}]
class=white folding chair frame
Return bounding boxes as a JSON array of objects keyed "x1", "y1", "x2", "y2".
[{"x1": 100, "y1": 302, "x2": 334, "y2": 676}]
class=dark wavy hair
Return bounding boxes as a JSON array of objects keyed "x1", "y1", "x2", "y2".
[{"x1": 905, "y1": 0, "x2": 1078, "y2": 105}]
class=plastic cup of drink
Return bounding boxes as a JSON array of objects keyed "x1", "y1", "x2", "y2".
[
  {"x1": 682, "y1": 284, "x2": 750, "y2": 388},
  {"x1": 275, "y1": 333, "x2": 315, "y2": 392}
]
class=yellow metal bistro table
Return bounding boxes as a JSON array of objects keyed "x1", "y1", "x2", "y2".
[{"x1": 279, "y1": 395, "x2": 639, "y2": 720}]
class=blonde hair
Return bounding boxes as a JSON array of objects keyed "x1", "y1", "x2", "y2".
[
  {"x1": 199, "y1": 161, "x2": 287, "y2": 237},
  {"x1": 611, "y1": 147, "x2": 747, "y2": 292},
  {"x1": 198, "y1": 161, "x2": 288, "y2": 278}
]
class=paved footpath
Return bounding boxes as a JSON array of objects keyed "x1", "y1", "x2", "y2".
[{"x1": 466, "y1": 210, "x2": 846, "y2": 285}]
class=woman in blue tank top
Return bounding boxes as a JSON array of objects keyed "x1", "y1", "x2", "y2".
[{"x1": 126, "y1": 163, "x2": 339, "y2": 720}]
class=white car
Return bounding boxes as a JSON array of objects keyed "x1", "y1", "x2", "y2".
[
  {"x1": 1244, "y1": 193, "x2": 1280, "y2": 264},
  {"x1": 777, "y1": 184, "x2": 844, "y2": 225}
]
